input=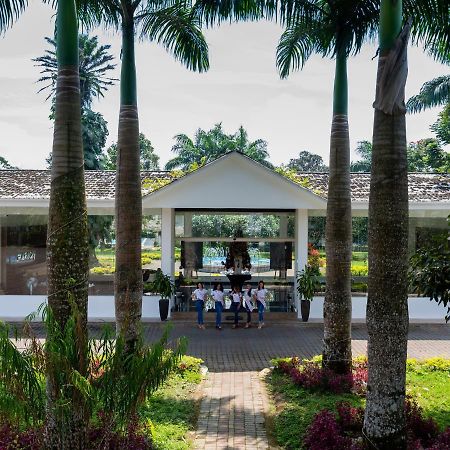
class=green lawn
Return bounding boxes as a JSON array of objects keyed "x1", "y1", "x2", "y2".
[
  {"x1": 142, "y1": 374, "x2": 202, "y2": 449},
  {"x1": 266, "y1": 358, "x2": 450, "y2": 449}
]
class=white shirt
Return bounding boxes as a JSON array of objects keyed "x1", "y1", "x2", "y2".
[
  {"x1": 212, "y1": 290, "x2": 224, "y2": 304},
  {"x1": 256, "y1": 288, "x2": 267, "y2": 308},
  {"x1": 232, "y1": 292, "x2": 241, "y2": 303},
  {"x1": 193, "y1": 288, "x2": 207, "y2": 301},
  {"x1": 243, "y1": 289, "x2": 254, "y2": 310}
]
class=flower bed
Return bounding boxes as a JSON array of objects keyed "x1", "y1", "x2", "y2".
[{"x1": 268, "y1": 357, "x2": 450, "y2": 450}]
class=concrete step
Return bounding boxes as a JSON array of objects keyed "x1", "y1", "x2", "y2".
[{"x1": 171, "y1": 311, "x2": 298, "y2": 322}]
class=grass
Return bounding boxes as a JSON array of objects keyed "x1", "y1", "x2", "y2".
[
  {"x1": 141, "y1": 356, "x2": 204, "y2": 450},
  {"x1": 266, "y1": 357, "x2": 450, "y2": 449}
]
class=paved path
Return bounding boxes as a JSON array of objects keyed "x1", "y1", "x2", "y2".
[
  {"x1": 195, "y1": 371, "x2": 269, "y2": 450},
  {"x1": 136, "y1": 322, "x2": 450, "y2": 371}
]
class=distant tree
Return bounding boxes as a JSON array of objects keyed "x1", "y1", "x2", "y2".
[
  {"x1": 287, "y1": 150, "x2": 328, "y2": 172},
  {"x1": 407, "y1": 138, "x2": 450, "y2": 173},
  {"x1": 350, "y1": 139, "x2": 449, "y2": 173},
  {"x1": 431, "y1": 103, "x2": 450, "y2": 146},
  {"x1": 409, "y1": 231, "x2": 449, "y2": 322},
  {"x1": 34, "y1": 35, "x2": 116, "y2": 110},
  {"x1": 0, "y1": 156, "x2": 16, "y2": 169},
  {"x1": 104, "y1": 133, "x2": 160, "y2": 171},
  {"x1": 350, "y1": 141, "x2": 372, "y2": 172},
  {"x1": 46, "y1": 110, "x2": 109, "y2": 170},
  {"x1": 165, "y1": 123, "x2": 272, "y2": 170},
  {"x1": 35, "y1": 34, "x2": 116, "y2": 170}
]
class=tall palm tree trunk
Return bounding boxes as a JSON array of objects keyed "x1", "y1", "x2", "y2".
[
  {"x1": 45, "y1": 0, "x2": 89, "y2": 447},
  {"x1": 114, "y1": 11, "x2": 142, "y2": 349},
  {"x1": 363, "y1": 1, "x2": 410, "y2": 447},
  {"x1": 322, "y1": 49, "x2": 352, "y2": 374}
]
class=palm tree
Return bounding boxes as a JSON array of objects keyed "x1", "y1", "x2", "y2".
[
  {"x1": 363, "y1": 1, "x2": 449, "y2": 448},
  {"x1": 407, "y1": 75, "x2": 450, "y2": 113},
  {"x1": 34, "y1": 34, "x2": 117, "y2": 111},
  {"x1": 90, "y1": 0, "x2": 209, "y2": 349},
  {"x1": 165, "y1": 123, "x2": 272, "y2": 170},
  {"x1": 277, "y1": 0, "x2": 379, "y2": 374}
]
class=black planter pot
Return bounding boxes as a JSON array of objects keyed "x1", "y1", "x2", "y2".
[
  {"x1": 159, "y1": 298, "x2": 169, "y2": 321},
  {"x1": 301, "y1": 299, "x2": 311, "y2": 322}
]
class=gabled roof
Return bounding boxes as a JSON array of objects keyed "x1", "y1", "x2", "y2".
[{"x1": 142, "y1": 151, "x2": 326, "y2": 210}]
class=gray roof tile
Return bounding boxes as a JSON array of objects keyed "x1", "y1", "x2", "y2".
[{"x1": 0, "y1": 169, "x2": 448, "y2": 203}]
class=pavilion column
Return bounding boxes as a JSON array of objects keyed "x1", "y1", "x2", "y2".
[
  {"x1": 184, "y1": 212, "x2": 194, "y2": 279},
  {"x1": 279, "y1": 214, "x2": 288, "y2": 279},
  {"x1": 161, "y1": 208, "x2": 175, "y2": 317},
  {"x1": 161, "y1": 208, "x2": 175, "y2": 278},
  {"x1": 295, "y1": 209, "x2": 309, "y2": 314}
]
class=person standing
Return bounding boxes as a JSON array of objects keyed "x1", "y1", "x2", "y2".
[
  {"x1": 243, "y1": 283, "x2": 255, "y2": 328},
  {"x1": 231, "y1": 285, "x2": 242, "y2": 329},
  {"x1": 212, "y1": 283, "x2": 225, "y2": 330},
  {"x1": 193, "y1": 282, "x2": 207, "y2": 329},
  {"x1": 254, "y1": 280, "x2": 267, "y2": 329}
]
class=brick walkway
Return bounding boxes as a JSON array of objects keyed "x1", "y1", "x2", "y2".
[{"x1": 195, "y1": 371, "x2": 268, "y2": 450}]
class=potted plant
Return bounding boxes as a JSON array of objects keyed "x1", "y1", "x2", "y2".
[
  {"x1": 151, "y1": 269, "x2": 174, "y2": 321},
  {"x1": 296, "y1": 265, "x2": 320, "y2": 322}
]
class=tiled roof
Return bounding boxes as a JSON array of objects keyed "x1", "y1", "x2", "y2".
[
  {"x1": 302, "y1": 172, "x2": 450, "y2": 202},
  {"x1": 0, "y1": 170, "x2": 173, "y2": 200},
  {"x1": 0, "y1": 169, "x2": 448, "y2": 203}
]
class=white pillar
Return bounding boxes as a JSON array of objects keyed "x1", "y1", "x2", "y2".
[
  {"x1": 161, "y1": 208, "x2": 175, "y2": 278},
  {"x1": 161, "y1": 208, "x2": 175, "y2": 317},
  {"x1": 184, "y1": 212, "x2": 193, "y2": 238},
  {"x1": 295, "y1": 209, "x2": 309, "y2": 315},
  {"x1": 279, "y1": 214, "x2": 288, "y2": 278}
]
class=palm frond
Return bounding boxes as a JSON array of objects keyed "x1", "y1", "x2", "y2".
[
  {"x1": 193, "y1": 0, "x2": 268, "y2": 28},
  {"x1": 140, "y1": 3, "x2": 209, "y2": 72},
  {"x1": 407, "y1": 75, "x2": 450, "y2": 113},
  {"x1": 0, "y1": 0, "x2": 28, "y2": 32},
  {"x1": 276, "y1": 20, "x2": 315, "y2": 78},
  {"x1": 0, "y1": 322, "x2": 45, "y2": 423},
  {"x1": 76, "y1": 0, "x2": 122, "y2": 31},
  {"x1": 404, "y1": 0, "x2": 450, "y2": 64}
]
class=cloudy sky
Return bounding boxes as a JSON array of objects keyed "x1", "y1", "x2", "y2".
[{"x1": 0, "y1": 2, "x2": 447, "y2": 169}]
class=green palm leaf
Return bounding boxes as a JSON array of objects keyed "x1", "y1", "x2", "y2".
[
  {"x1": 407, "y1": 75, "x2": 450, "y2": 113},
  {"x1": 0, "y1": 0, "x2": 28, "y2": 32},
  {"x1": 277, "y1": 20, "x2": 316, "y2": 78},
  {"x1": 140, "y1": 3, "x2": 209, "y2": 72}
]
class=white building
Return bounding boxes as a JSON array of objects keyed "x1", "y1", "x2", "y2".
[{"x1": 0, "y1": 152, "x2": 448, "y2": 321}]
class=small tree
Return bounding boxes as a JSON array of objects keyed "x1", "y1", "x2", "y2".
[{"x1": 409, "y1": 231, "x2": 449, "y2": 322}]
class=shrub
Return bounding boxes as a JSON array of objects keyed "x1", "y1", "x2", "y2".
[
  {"x1": 304, "y1": 410, "x2": 357, "y2": 450},
  {"x1": 274, "y1": 357, "x2": 368, "y2": 395},
  {"x1": 304, "y1": 397, "x2": 450, "y2": 450}
]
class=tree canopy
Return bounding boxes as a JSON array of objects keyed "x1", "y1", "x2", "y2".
[
  {"x1": 104, "y1": 133, "x2": 160, "y2": 171},
  {"x1": 287, "y1": 150, "x2": 328, "y2": 172},
  {"x1": 350, "y1": 139, "x2": 450, "y2": 173},
  {"x1": 165, "y1": 123, "x2": 272, "y2": 170}
]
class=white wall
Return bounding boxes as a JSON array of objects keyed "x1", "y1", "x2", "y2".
[
  {"x1": 0, "y1": 295, "x2": 166, "y2": 321},
  {"x1": 306, "y1": 296, "x2": 448, "y2": 322}
]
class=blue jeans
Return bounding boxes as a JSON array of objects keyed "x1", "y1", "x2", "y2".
[
  {"x1": 257, "y1": 301, "x2": 265, "y2": 322},
  {"x1": 215, "y1": 301, "x2": 223, "y2": 327},
  {"x1": 196, "y1": 300, "x2": 204, "y2": 325},
  {"x1": 231, "y1": 302, "x2": 240, "y2": 325}
]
